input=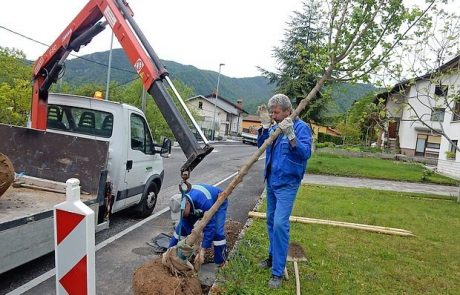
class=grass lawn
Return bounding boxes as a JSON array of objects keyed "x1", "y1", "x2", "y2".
[
  {"x1": 307, "y1": 152, "x2": 459, "y2": 186},
  {"x1": 215, "y1": 185, "x2": 460, "y2": 294}
]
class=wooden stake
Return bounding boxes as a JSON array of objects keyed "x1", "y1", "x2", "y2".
[{"x1": 248, "y1": 211, "x2": 415, "y2": 237}]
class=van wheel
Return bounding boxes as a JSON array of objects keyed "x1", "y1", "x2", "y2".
[{"x1": 136, "y1": 182, "x2": 158, "y2": 218}]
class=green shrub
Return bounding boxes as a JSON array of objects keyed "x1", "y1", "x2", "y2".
[
  {"x1": 318, "y1": 133, "x2": 343, "y2": 145},
  {"x1": 316, "y1": 142, "x2": 336, "y2": 148}
]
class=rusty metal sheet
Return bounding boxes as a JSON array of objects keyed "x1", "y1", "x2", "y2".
[{"x1": 0, "y1": 124, "x2": 109, "y2": 194}]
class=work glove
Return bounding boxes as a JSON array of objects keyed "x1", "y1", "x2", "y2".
[
  {"x1": 257, "y1": 104, "x2": 272, "y2": 129},
  {"x1": 193, "y1": 247, "x2": 206, "y2": 271},
  {"x1": 176, "y1": 238, "x2": 194, "y2": 260},
  {"x1": 279, "y1": 117, "x2": 296, "y2": 141}
]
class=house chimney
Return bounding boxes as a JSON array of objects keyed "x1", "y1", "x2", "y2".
[{"x1": 237, "y1": 99, "x2": 243, "y2": 110}]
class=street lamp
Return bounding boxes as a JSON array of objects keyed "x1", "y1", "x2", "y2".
[
  {"x1": 212, "y1": 63, "x2": 225, "y2": 140},
  {"x1": 105, "y1": 32, "x2": 114, "y2": 101}
]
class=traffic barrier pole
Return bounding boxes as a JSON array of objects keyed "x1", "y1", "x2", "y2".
[{"x1": 54, "y1": 178, "x2": 95, "y2": 295}]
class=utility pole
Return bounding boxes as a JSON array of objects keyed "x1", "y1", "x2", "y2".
[
  {"x1": 105, "y1": 32, "x2": 114, "y2": 101},
  {"x1": 212, "y1": 63, "x2": 225, "y2": 140}
]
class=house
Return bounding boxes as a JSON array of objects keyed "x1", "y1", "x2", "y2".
[
  {"x1": 186, "y1": 94, "x2": 247, "y2": 139},
  {"x1": 378, "y1": 55, "x2": 460, "y2": 179},
  {"x1": 242, "y1": 115, "x2": 261, "y2": 135},
  {"x1": 310, "y1": 122, "x2": 341, "y2": 141},
  {"x1": 241, "y1": 116, "x2": 340, "y2": 140}
]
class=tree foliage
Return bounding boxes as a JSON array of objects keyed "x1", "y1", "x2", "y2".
[
  {"x1": 337, "y1": 93, "x2": 388, "y2": 144},
  {"x1": 259, "y1": 0, "x2": 328, "y2": 122},
  {"x1": 0, "y1": 47, "x2": 32, "y2": 126},
  {"x1": 261, "y1": 0, "x2": 433, "y2": 128}
]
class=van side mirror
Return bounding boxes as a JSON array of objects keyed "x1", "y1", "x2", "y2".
[{"x1": 160, "y1": 138, "x2": 172, "y2": 158}]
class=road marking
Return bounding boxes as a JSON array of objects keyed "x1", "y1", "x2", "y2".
[
  {"x1": 6, "y1": 164, "x2": 264, "y2": 294},
  {"x1": 6, "y1": 269, "x2": 55, "y2": 295},
  {"x1": 214, "y1": 171, "x2": 238, "y2": 186}
]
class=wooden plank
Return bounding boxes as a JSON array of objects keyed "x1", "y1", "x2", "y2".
[{"x1": 248, "y1": 211, "x2": 414, "y2": 237}]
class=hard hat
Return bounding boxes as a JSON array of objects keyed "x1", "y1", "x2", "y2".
[{"x1": 170, "y1": 193, "x2": 184, "y2": 222}]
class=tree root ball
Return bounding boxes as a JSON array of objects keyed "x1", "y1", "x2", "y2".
[
  {"x1": 0, "y1": 153, "x2": 15, "y2": 198},
  {"x1": 132, "y1": 258, "x2": 202, "y2": 295}
]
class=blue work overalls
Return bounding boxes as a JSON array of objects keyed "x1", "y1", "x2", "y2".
[
  {"x1": 258, "y1": 119, "x2": 312, "y2": 277},
  {"x1": 168, "y1": 184, "x2": 228, "y2": 265}
]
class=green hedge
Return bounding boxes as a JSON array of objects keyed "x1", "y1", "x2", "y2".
[{"x1": 318, "y1": 132, "x2": 343, "y2": 145}]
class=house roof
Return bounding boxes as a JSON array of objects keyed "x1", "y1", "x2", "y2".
[
  {"x1": 243, "y1": 115, "x2": 261, "y2": 122},
  {"x1": 187, "y1": 94, "x2": 248, "y2": 115},
  {"x1": 204, "y1": 93, "x2": 248, "y2": 114},
  {"x1": 376, "y1": 55, "x2": 460, "y2": 101}
]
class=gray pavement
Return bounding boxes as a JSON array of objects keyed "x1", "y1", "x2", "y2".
[
  {"x1": 302, "y1": 174, "x2": 460, "y2": 197},
  {"x1": 15, "y1": 148, "x2": 265, "y2": 295}
]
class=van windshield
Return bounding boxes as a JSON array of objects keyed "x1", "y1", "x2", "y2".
[{"x1": 47, "y1": 104, "x2": 114, "y2": 138}]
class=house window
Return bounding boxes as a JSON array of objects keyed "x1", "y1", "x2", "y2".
[
  {"x1": 453, "y1": 101, "x2": 460, "y2": 121},
  {"x1": 416, "y1": 134, "x2": 441, "y2": 158},
  {"x1": 430, "y1": 108, "x2": 445, "y2": 122},
  {"x1": 450, "y1": 140, "x2": 458, "y2": 153},
  {"x1": 198, "y1": 101, "x2": 203, "y2": 109},
  {"x1": 434, "y1": 85, "x2": 448, "y2": 97}
]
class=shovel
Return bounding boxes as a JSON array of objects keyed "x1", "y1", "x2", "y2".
[{"x1": 287, "y1": 242, "x2": 308, "y2": 295}]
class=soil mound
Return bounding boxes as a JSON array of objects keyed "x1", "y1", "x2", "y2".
[{"x1": 133, "y1": 258, "x2": 202, "y2": 295}]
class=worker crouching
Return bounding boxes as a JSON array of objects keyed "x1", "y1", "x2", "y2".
[{"x1": 168, "y1": 184, "x2": 228, "y2": 270}]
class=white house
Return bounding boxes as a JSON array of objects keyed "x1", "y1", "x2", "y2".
[
  {"x1": 186, "y1": 94, "x2": 247, "y2": 139},
  {"x1": 379, "y1": 55, "x2": 460, "y2": 179}
]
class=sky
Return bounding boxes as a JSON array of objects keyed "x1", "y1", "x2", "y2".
[{"x1": 0, "y1": 0, "x2": 304, "y2": 78}]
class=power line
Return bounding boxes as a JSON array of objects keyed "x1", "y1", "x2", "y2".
[{"x1": 0, "y1": 24, "x2": 137, "y2": 74}]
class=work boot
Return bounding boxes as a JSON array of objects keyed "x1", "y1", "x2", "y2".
[
  {"x1": 258, "y1": 255, "x2": 272, "y2": 269},
  {"x1": 268, "y1": 275, "x2": 283, "y2": 289}
]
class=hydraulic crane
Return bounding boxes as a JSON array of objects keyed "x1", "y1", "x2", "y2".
[{"x1": 30, "y1": 0, "x2": 213, "y2": 176}]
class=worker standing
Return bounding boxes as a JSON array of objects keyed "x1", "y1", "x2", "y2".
[
  {"x1": 257, "y1": 94, "x2": 312, "y2": 289},
  {"x1": 168, "y1": 184, "x2": 228, "y2": 269}
]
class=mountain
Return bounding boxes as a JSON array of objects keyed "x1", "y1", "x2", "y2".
[
  {"x1": 63, "y1": 49, "x2": 275, "y2": 114},
  {"x1": 325, "y1": 82, "x2": 377, "y2": 116},
  {"x1": 62, "y1": 49, "x2": 376, "y2": 115}
]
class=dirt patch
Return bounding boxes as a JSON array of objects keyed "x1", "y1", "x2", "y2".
[
  {"x1": 133, "y1": 258, "x2": 203, "y2": 295},
  {"x1": 133, "y1": 220, "x2": 244, "y2": 295},
  {"x1": 0, "y1": 153, "x2": 14, "y2": 198},
  {"x1": 288, "y1": 242, "x2": 308, "y2": 260},
  {"x1": 204, "y1": 219, "x2": 243, "y2": 263}
]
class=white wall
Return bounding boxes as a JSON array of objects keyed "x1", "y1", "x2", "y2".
[
  {"x1": 398, "y1": 78, "x2": 458, "y2": 153},
  {"x1": 187, "y1": 98, "x2": 240, "y2": 137},
  {"x1": 436, "y1": 75, "x2": 460, "y2": 177},
  {"x1": 437, "y1": 159, "x2": 460, "y2": 180}
]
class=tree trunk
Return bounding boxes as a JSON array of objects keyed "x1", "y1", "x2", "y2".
[{"x1": 184, "y1": 67, "x2": 333, "y2": 247}]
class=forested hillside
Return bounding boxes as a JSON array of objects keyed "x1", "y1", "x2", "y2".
[
  {"x1": 63, "y1": 49, "x2": 275, "y2": 113},
  {"x1": 62, "y1": 49, "x2": 375, "y2": 115}
]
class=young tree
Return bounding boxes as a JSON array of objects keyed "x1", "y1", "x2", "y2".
[{"x1": 176, "y1": 0, "x2": 439, "y2": 259}]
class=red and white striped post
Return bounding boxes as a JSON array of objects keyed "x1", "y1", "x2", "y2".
[{"x1": 54, "y1": 178, "x2": 95, "y2": 295}]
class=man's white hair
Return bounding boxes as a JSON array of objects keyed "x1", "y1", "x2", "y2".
[{"x1": 268, "y1": 94, "x2": 292, "y2": 112}]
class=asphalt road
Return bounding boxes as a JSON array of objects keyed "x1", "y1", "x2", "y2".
[{"x1": 0, "y1": 141, "x2": 265, "y2": 295}]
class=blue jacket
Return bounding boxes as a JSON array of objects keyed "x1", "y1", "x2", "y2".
[
  {"x1": 257, "y1": 119, "x2": 312, "y2": 188},
  {"x1": 185, "y1": 184, "x2": 225, "y2": 248}
]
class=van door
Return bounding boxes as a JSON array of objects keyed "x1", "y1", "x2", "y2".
[{"x1": 122, "y1": 112, "x2": 157, "y2": 208}]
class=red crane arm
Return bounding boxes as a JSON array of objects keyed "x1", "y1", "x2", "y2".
[{"x1": 31, "y1": 0, "x2": 212, "y2": 173}]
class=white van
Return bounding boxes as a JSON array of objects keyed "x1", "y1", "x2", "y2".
[{"x1": 46, "y1": 93, "x2": 170, "y2": 217}]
